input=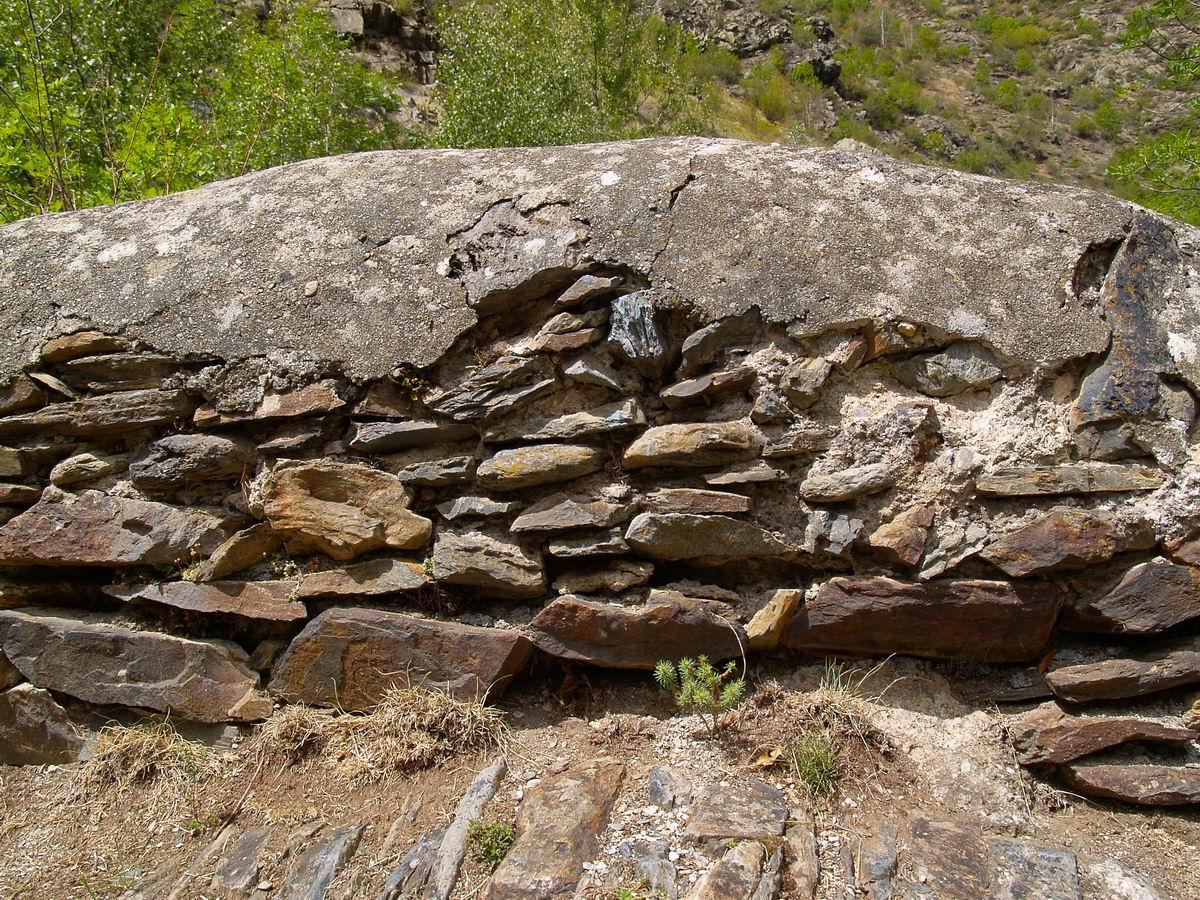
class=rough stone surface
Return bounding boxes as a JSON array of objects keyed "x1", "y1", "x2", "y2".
[
  {"x1": 431, "y1": 531, "x2": 546, "y2": 599},
  {"x1": 1046, "y1": 639, "x2": 1200, "y2": 702},
  {"x1": 0, "y1": 683, "x2": 89, "y2": 765},
  {"x1": 799, "y1": 462, "x2": 899, "y2": 502},
  {"x1": 485, "y1": 398, "x2": 644, "y2": 443},
  {"x1": 393, "y1": 455, "x2": 477, "y2": 488},
  {"x1": 1062, "y1": 763, "x2": 1200, "y2": 806},
  {"x1": 530, "y1": 593, "x2": 745, "y2": 669},
  {"x1": 484, "y1": 758, "x2": 624, "y2": 900},
  {"x1": 427, "y1": 356, "x2": 555, "y2": 422},
  {"x1": 547, "y1": 528, "x2": 630, "y2": 558},
  {"x1": 906, "y1": 817, "x2": 1080, "y2": 899},
  {"x1": 553, "y1": 560, "x2": 653, "y2": 594},
  {"x1": 624, "y1": 421, "x2": 762, "y2": 469},
  {"x1": 607, "y1": 292, "x2": 673, "y2": 378},
  {"x1": 625, "y1": 512, "x2": 791, "y2": 560},
  {"x1": 193, "y1": 523, "x2": 283, "y2": 581},
  {"x1": 782, "y1": 577, "x2": 1057, "y2": 662},
  {"x1": 194, "y1": 379, "x2": 346, "y2": 426},
  {"x1": 347, "y1": 419, "x2": 476, "y2": 452},
  {"x1": 660, "y1": 366, "x2": 756, "y2": 408},
  {"x1": 684, "y1": 779, "x2": 789, "y2": 845},
  {"x1": 437, "y1": 495, "x2": 521, "y2": 521},
  {"x1": 892, "y1": 343, "x2": 1003, "y2": 397},
  {"x1": 0, "y1": 389, "x2": 193, "y2": 437},
  {"x1": 40, "y1": 330, "x2": 131, "y2": 363},
  {"x1": 975, "y1": 463, "x2": 1165, "y2": 497},
  {"x1": 746, "y1": 589, "x2": 801, "y2": 650},
  {"x1": 48, "y1": 451, "x2": 129, "y2": 487},
  {"x1": 0, "y1": 609, "x2": 270, "y2": 723},
  {"x1": 105, "y1": 580, "x2": 307, "y2": 622},
  {"x1": 0, "y1": 489, "x2": 230, "y2": 567},
  {"x1": 1065, "y1": 558, "x2": 1200, "y2": 634},
  {"x1": 686, "y1": 840, "x2": 764, "y2": 900},
  {"x1": 259, "y1": 459, "x2": 432, "y2": 560},
  {"x1": 57, "y1": 352, "x2": 180, "y2": 393},
  {"x1": 476, "y1": 444, "x2": 607, "y2": 491},
  {"x1": 1012, "y1": 703, "x2": 1197, "y2": 765},
  {"x1": 980, "y1": 508, "x2": 1156, "y2": 577},
  {"x1": 278, "y1": 824, "x2": 364, "y2": 900},
  {"x1": 429, "y1": 757, "x2": 507, "y2": 900},
  {"x1": 129, "y1": 433, "x2": 255, "y2": 490},
  {"x1": 2, "y1": 139, "x2": 1179, "y2": 386},
  {"x1": 642, "y1": 487, "x2": 751, "y2": 515},
  {"x1": 866, "y1": 505, "x2": 933, "y2": 566},
  {"x1": 295, "y1": 557, "x2": 431, "y2": 598},
  {"x1": 269, "y1": 608, "x2": 531, "y2": 708},
  {"x1": 511, "y1": 493, "x2": 631, "y2": 533},
  {"x1": 211, "y1": 826, "x2": 272, "y2": 897}
]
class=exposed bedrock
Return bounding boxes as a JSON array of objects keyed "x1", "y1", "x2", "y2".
[{"x1": 0, "y1": 138, "x2": 1198, "y2": 794}]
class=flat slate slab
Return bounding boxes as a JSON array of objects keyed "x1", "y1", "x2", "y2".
[
  {"x1": 483, "y1": 758, "x2": 625, "y2": 899},
  {"x1": 269, "y1": 607, "x2": 531, "y2": 708},
  {"x1": 781, "y1": 576, "x2": 1057, "y2": 662},
  {"x1": 683, "y1": 779, "x2": 788, "y2": 846}
]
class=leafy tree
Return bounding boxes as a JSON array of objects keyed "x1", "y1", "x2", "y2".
[
  {"x1": 432, "y1": 0, "x2": 707, "y2": 148},
  {"x1": 0, "y1": 0, "x2": 400, "y2": 222},
  {"x1": 1108, "y1": 0, "x2": 1200, "y2": 223}
]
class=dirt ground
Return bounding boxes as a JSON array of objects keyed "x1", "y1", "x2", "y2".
[{"x1": 1, "y1": 656, "x2": 1197, "y2": 899}]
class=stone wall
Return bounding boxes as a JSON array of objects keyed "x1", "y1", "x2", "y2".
[{"x1": 1, "y1": 138, "x2": 1199, "y2": 763}]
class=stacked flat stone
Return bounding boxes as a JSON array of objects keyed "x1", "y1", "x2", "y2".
[{"x1": 0, "y1": 138, "x2": 1197, "y2": 805}]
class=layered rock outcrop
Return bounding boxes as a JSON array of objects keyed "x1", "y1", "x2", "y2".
[{"x1": 0, "y1": 138, "x2": 1198, "y2": 800}]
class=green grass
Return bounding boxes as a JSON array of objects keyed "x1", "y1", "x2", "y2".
[{"x1": 468, "y1": 820, "x2": 516, "y2": 871}]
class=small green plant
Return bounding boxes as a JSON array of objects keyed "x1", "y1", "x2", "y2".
[
  {"x1": 788, "y1": 726, "x2": 839, "y2": 797},
  {"x1": 468, "y1": 819, "x2": 515, "y2": 871},
  {"x1": 654, "y1": 655, "x2": 746, "y2": 737}
]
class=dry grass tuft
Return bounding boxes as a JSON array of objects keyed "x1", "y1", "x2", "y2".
[
  {"x1": 251, "y1": 685, "x2": 508, "y2": 781},
  {"x1": 77, "y1": 721, "x2": 224, "y2": 794}
]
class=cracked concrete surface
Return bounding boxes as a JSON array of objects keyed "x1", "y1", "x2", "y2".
[{"x1": 2, "y1": 137, "x2": 1199, "y2": 387}]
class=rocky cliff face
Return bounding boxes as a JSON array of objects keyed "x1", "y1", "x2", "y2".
[{"x1": 0, "y1": 138, "x2": 1198, "y2": 804}]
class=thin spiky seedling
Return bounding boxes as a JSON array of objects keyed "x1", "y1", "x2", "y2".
[{"x1": 654, "y1": 655, "x2": 747, "y2": 737}]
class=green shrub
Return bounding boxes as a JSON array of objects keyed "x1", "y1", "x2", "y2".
[
  {"x1": 863, "y1": 91, "x2": 900, "y2": 130},
  {"x1": 1013, "y1": 48, "x2": 1036, "y2": 74},
  {"x1": 1072, "y1": 115, "x2": 1097, "y2": 137},
  {"x1": 654, "y1": 656, "x2": 747, "y2": 737},
  {"x1": 974, "y1": 58, "x2": 993, "y2": 86},
  {"x1": 921, "y1": 130, "x2": 947, "y2": 154},
  {"x1": 830, "y1": 114, "x2": 880, "y2": 145},
  {"x1": 1095, "y1": 101, "x2": 1123, "y2": 139},
  {"x1": 434, "y1": 0, "x2": 704, "y2": 149},
  {"x1": 467, "y1": 820, "x2": 515, "y2": 871},
  {"x1": 1026, "y1": 92, "x2": 1053, "y2": 121},
  {"x1": 0, "y1": 0, "x2": 400, "y2": 222},
  {"x1": 994, "y1": 78, "x2": 1023, "y2": 112},
  {"x1": 685, "y1": 44, "x2": 743, "y2": 84},
  {"x1": 744, "y1": 55, "x2": 797, "y2": 123}
]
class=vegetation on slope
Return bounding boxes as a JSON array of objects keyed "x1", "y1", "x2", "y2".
[{"x1": 1, "y1": 0, "x2": 1198, "y2": 224}]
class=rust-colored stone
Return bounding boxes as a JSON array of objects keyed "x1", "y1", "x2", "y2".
[
  {"x1": 1065, "y1": 558, "x2": 1200, "y2": 634},
  {"x1": 483, "y1": 759, "x2": 625, "y2": 900},
  {"x1": 269, "y1": 608, "x2": 531, "y2": 708},
  {"x1": 781, "y1": 576, "x2": 1058, "y2": 662},
  {"x1": 1062, "y1": 762, "x2": 1200, "y2": 806},
  {"x1": 1045, "y1": 638, "x2": 1200, "y2": 702},
  {"x1": 104, "y1": 580, "x2": 308, "y2": 623},
  {"x1": 0, "y1": 489, "x2": 231, "y2": 567},
  {"x1": 259, "y1": 459, "x2": 432, "y2": 561},
  {"x1": 1012, "y1": 703, "x2": 1197, "y2": 765},
  {"x1": 529, "y1": 592, "x2": 745, "y2": 669},
  {"x1": 0, "y1": 609, "x2": 270, "y2": 723},
  {"x1": 979, "y1": 507, "x2": 1155, "y2": 577}
]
